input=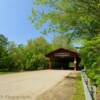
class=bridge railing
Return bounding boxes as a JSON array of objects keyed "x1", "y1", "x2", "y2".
[{"x1": 81, "y1": 70, "x2": 96, "y2": 100}]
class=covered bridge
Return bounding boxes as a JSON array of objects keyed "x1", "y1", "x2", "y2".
[{"x1": 46, "y1": 48, "x2": 81, "y2": 70}]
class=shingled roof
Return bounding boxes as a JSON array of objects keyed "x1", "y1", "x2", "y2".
[{"x1": 46, "y1": 48, "x2": 79, "y2": 58}]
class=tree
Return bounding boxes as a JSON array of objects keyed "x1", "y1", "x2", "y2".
[
  {"x1": 30, "y1": 0, "x2": 100, "y2": 39},
  {"x1": 0, "y1": 34, "x2": 8, "y2": 71},
  {"x1": 31, "y1": 37, "x2": 51, "y2": 54},
  {"x1": 80, "y1": 34, "x2": 100, "y2": 86},
  {"x1": 0, "y1": 34, "x2": 8, "y2": 48},
  {"x1": 24, "y1": 37, "x2": 50, "y2": 70},
  {"x1": 30, "y1": 0, "x2": 100, "y2": 86},
  {"x1": 7, "y1": 42, "x2": 26, "y2": 71},
  {"x1": 7, "y1": 41, "x2": 17, "y2": 71},
  {"x1": 51, "y1": 34, "x2": 76, "y2": 51}
]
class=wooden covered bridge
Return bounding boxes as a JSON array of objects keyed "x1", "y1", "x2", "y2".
[{"x1": 46, "y1": 48, "x2": 81, "y2": 70}]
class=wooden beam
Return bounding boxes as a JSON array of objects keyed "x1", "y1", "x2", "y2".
[
  {"x1": 74, "y1": 57, "x2": 77, "y2": 70},
  {"x1": 48, "y1": 58, "x2": 52, "y2": 69}
]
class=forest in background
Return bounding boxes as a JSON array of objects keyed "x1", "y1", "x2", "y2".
[{"x1": 0, "y1": 33, "x2": 75, "y2": 72}]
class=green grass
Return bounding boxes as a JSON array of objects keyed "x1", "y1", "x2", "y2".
[
  {"x1": 72, "y1": 73, "x2": 85, "y2": 100},
  {"x1": 0, "y1": 72, "x2": 20, "y2": 75},
  {"x1": 97, "y1": 87, "x2": 100, "y2": 94},
  {"x1": 0, "y1": 72, "x2": 14, "y2": 75}
]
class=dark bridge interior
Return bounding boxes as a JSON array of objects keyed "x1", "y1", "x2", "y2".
[
  {"x1": 46, "y1": 48, "x2": 81, "y2": 70},
  {"x1": 51, "y1": 56, "x2": 80, "y2": 70}
]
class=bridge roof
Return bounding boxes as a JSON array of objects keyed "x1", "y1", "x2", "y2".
[{"x1": 46, "y1": 48, "x2": 79, "y2": 58}]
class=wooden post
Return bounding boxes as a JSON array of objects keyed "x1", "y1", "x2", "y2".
[
  {"x1": 92, "y1": 86, "x2": 96, "y2": 100},
  {"x1": 48, "y1": 58, "x2": 52, "y2": 69},
  {"x1": 74, "y1": 57, "x2": 77, "y2": 70},
  {"x1": 61, "y1": 64, "x2": 63, "y2": 70}
]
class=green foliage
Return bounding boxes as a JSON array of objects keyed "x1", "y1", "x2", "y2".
[
  {"x1": 24, "y1": 37, "x2": 51, "y2": 70},
  {"x1": 0, "y1": 34, "x2": 9, "y2": 71},
  {"x1": 72, "y1": 73, "x2": 85, "y2": 100},
  {"x1": 0, "y1": 34, "x2": 76, "y2": 72},
  {"x1": 0, "y1": 34, "x2": 8, "y2": 48},
  {"x1": 0, "y1": 35, "x2": 51, "y2": 72},
  {"x1": 30, "y1": 1, "x2": 100, "y2": 85},
  {"x1": 80, "y1": 34, "x2": 100, "y2": 86},
  {"x1": 29, "y1": 54, "x2": 48, "y2": 70},
  {"x1": 30, "y1": 0, "x2": 100, "y2": 39},
  {"x1": 51, "y1": 34, "x2": 77, "y2": 51}
]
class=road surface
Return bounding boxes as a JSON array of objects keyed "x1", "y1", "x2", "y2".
[{"x1": 0, "y1": 70, "x2": 71, "y2": 100}]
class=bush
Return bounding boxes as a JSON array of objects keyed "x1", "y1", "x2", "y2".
[
  {"x1": 28, "y1": 54, "x2": 48, "y2": 70},
  {"x1": 80, "y1": 34, "x2": 100, "y2": 86}
]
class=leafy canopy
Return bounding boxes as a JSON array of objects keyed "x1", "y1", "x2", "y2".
[
  {"x1": 80, "y1": 34, "x2": 100, "y2": 85},
  {"x1": 31, "y1": 0, "x2": 100, "y2": 39}
]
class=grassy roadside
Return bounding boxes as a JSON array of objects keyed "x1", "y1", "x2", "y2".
[
  {"x1": 72, "y1": 73, "x2": 85, "y2": 100},
  {"x1": 97, "y1": 87, "x2": 100, "y2": 94},
  {"x1": 0, "y1": 71, "x2": 22, "y2": 75},
  {"x1": 0, "y1": 72, "x2": 15, "y2": 75},
  {"x1": 97, "y1": 87, "x2": 100, "y2": 100}
]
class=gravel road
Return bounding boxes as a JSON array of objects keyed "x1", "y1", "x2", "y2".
[{"x1": 0, "y1": 70, "x2": 71, "y2": 100}]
